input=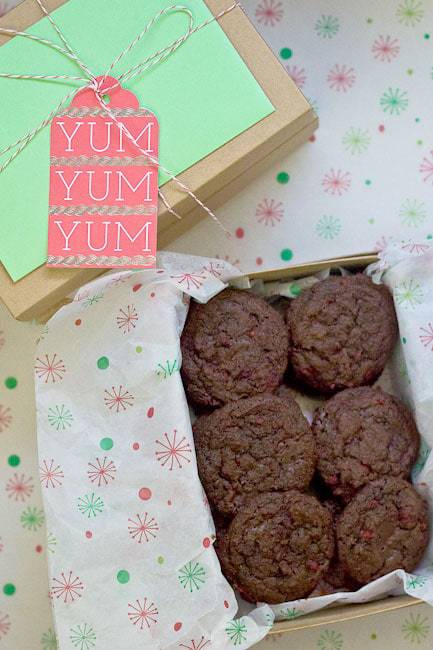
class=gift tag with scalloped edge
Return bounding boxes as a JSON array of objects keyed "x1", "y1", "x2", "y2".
[{"x1": 47, "y1": 76, "x2": 158, "y2": 269}]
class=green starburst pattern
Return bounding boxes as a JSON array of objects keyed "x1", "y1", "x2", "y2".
[
  {"x1": 402, "y1": 613, "x2": 430, "y2": 643},
  {"x1": 265, "y1": 612, "x2": 274, "y2": 628},
  {"x1": 47, "y1": 404, "x2": 73, "y2": 431},
  {"x1": 316, "y1": 215, "x2": 341, "y2": 239},
  {"x1": 406, "y1": 574, "x2": 427, "y2": 590},
  {"x1": 178, "y1": 561, "x2": 206, "y2": 592},
  {"x1": 82, "y1": 293, "x2": 103, "y2": 308},
  {"x1": 380, "y1": 87, "x2": 409, "y2": 115},
  {"x1": 412, "y1": 439, "x2": 430, "y2": 479},
  {"x1": 280, "y1": 607, "x2": 300, "y2": 620},
  {"x1": 156, "y1": 359, "x2": 179, "y2": 379},
  {"x1": 342, "y1": 127, "x2": 371, "y2": 154},
  {"x1": 77, "y1": 493, "x2": 104, "y2": 518},
  {"x1": 399, "y1": 199, "x2": 427, "y2": 227},
  {"x1": 41, "y1": 628, "x2": 58, "y2": 650},
  {"x1": 21, "y1": 506, "x2": 45, "y2": 531},
  {"x1": 315, "y1": 15, "x2": 339, "y2": 38},
  {"x1": 395, "y1": 279, "x2": 424, "y2": 308},
  {"x1": 225, "y1": 619, "x2": 248, "y2": 646},
  {"x1": 70, "y1": 623, "x2": 96, "y2": 650},
  {"x1": 396, "y1": 0, "x2": 424, "y2": 26},
  {"x1": 317, "y1": 629, "x2": 343, "y2": 650},
  {"x1": 47, "y1": 531, "x2": 57, "y2": 554}
]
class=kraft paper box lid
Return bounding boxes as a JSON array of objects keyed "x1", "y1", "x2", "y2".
[{"x1": 0, "y1": 0, "x2": 317, "y2": 321}]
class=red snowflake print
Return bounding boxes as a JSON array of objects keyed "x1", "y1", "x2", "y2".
[
  {"x1": 327, "y1": 64, "x2": 356, "y2": 92},
  {"x1": 87, "y1": 457, "x2": 116, "y2": 486},
  {"x1": 286, "y1": 65, "x2": 307, "y2": 88},
  {"x1": 104, "y1": 385, "x2": 134, "y2": 412},
  {"x1": 116, "y1": 304, "x2": 138, "y2": 334},
  {"x1": 128, "y1": 598, "x2": 158, "y2": 630},
  {"x1": 202, "y1": 261, "x2": 224, "y2": 279},
  {"x1": 5, "y1": 473, "x2": 34, "y2": 502},
  {"x1": 255, "y1": 0, "x2": 283, "y2": 26},
  {"x1": 0, "y1": 612, "x2": 10, "y2": 640},
  {"x1": 420, "y1": 323, "x2": 433, "y2": 350},
  {"x1": 371, "y1": 35, "x2": 400, "y2": 62},
  {"x1": 0, "y1": 405, "x2": 12, "y2": 433},
  {"x1": 35, "y1": 353, "x2": 66, "y2": 383},
  {"x1": 128, "y1": 513, "x2": 159, "y2": 543},
  {"x1": 401, "y1": 241, "x2": 431, "y2": 255},
  {"x1": 40, "y1": 459, "x2": 64, "y2": 488},
  {"x1": 155, "y1": 430, "x2": 192, "y2": 470},
  {"x1": 256, "y1": 198, "x2": 284, "y2": 226},
  {"x1": 51, "y1": 571, "x2": 84, "y2": 603},
  {"x1": 322, "y1": 169, "x2": 351, "y2": 195},
  {"x1": 180, "y1": 637, "x2": 211, "y2": 650},
  {"x1": 374, "y1": 235, "x2": 390, "y2": 252},
  {"x1": 420, "y1": 151, "x2": 433, "y2": 184},
  {"x1": 0, "y1": 331, "x2": 4, "y2": 351},
  {"x1": 170, "y1": 273, "x2": 206, "y2": 291}
]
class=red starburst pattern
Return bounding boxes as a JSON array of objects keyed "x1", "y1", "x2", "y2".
[
  {"x1": 202, "y1": 262, "x2": 224, "y2": 279},
  {"x1": 420, "y1": 323, "x2": 433, "y2": 350},
  {"x1": 401, "y1": 241, "x2": 431, "y2": 255},
  {"x1": 286, "y1": 64, "x2": 307, "y2": 88},
  {"x1": 40, "y1": 459, "x2": 64, "y2": 488},
  {"x1": 35, "y1": 353, "x2": 66, "y2": 383},
  {"x1": 372, "y1": 35, "x2": 400, "y2": 62},
  {"x1": 128, "y1": 598, "x2": 158, "y2": 630},
  {"x1": 322, "y1": 169, "x2": 351, "y2": 195},
  {"x1": 255, "y1": 0, "x2": 283, "y2": 26},
  {"x1": 420, "y1": 151, "x2": 433, "y2": 184},
  {"x1": 128, "y1": 513, "x2": 159, "y2": 543},
  {"x1": 87, "y1": 457, "x2": 116, "y2": 486},
  {"x1": 256, "y1": 198, "x2": 284, "y2": 226},
  {"x1": 0, "y1": 405, "x2": 12, "y2": 433},
  {"x1": 327, "y1": 64, "x2": 356, "y2": 92},
  {"x1": 0, "y1": 612, "x2": 10, "y2": 639},
  {"x1": 0, "y1": 537, "x2": 4, "y2": 553},
  {"x1": 5, "y1": 473, "x2": 34, "y2": 502},
  {"x1": 104, "y1": 385, "x2": 134, "y2": 412},
  {"x1": 116, "y1": 304, "x2": 138, "y2": 334},
  {"x1": 374, "y1": 236, "x2": 390, "y2": 252},
  {"x1": 170, "y1": 273, "x2": 206, "y2": 290},
  {"x1": 51, "y1": 571, "x2": 84, "y2": 603},
  {"x1": 155, "y1": 430, "x2": 192, "y2": 470},
  {"x1": 180, "y1": 637, "x2": 211, "y2": 650}
]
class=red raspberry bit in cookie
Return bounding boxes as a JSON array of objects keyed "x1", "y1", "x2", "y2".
[
  {"x1": 327, "y1": 475, "x2": 338, "y2": 486},
  {"x1": 367, "y1": 499, "x2": 379, "y2": 509},
  {"x1": 307, "y1": 559, "x2": 320, "y2": 572},
  {"x1": 361, "y1": 529, "x2": 375, "y2": 540}
]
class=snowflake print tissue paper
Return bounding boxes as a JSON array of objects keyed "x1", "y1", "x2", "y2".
[{"x1": 35, "y1": 253, "x2": 272, "y2": 650}]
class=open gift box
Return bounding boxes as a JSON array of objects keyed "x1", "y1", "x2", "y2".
[{"x1": 0, "y1": 0, "x2": 317, "y2": 321}]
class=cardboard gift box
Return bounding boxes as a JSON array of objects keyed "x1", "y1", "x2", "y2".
[{"x1": 0, "y1": 0, "x2": 317, "y2": 321}]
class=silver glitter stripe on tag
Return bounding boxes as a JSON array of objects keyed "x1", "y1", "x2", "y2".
[
  {"x1": 47, "y1": 254, "x2": 156, "y2": 266},
  {"x1": 49, "y1": 205, "x2": 157, "y2": 216},
  {"x1": 50, "y1": 155, "x2": 157, "y2": 166},
  {"x1": 56, "y1": 107, "x2": 153, "y2": 118}
]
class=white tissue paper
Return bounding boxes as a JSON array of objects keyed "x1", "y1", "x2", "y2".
[{"x1": 36, "y1": 250, "x2": 433, "y2": 650}]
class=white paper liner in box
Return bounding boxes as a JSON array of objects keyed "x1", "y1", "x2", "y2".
[{"x1": 36, "y1": 251, "x2": 433, "y2": 650}]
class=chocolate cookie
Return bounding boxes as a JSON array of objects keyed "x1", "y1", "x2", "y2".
[
  {"x1": 181, "y1": 289, "x2": 288, "y2": 408},
  {"x1": 193, "y1": 394, "x2": 315, "y2": 516},
  {"x1": 286, "y1": 275, "x2": 397, "y2": 393},
  {"x1": 218, "y1": 492, "x2": 334, "y2": 603},
  {"x1": 337, "y1": 478, "x2": 429, "y2": 584},
  {"x1": 312, "y1": 387, "x2": 420, "y2": 502}
]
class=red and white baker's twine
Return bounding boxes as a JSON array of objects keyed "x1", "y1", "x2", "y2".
[{"x1": 0, "y1": 0, "x2": 242, "y2": 234}]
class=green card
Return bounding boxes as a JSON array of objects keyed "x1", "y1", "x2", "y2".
[{"x1": 0, "y1": 0, "x2": 274, "y2": 281}]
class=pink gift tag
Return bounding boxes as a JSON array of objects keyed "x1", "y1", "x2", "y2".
[{"x1": 47, "y1": 76, "x2": 158, "y2": 269}]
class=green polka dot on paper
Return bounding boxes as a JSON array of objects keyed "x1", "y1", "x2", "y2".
[
  {"x1": 4, "y1": 376, "x2": 17, "y2": 389},
  {"x1": 277, "y1": 172, "x2": 290, "y2": 184},
  {"x1": 417, "y1": 139, "x2": 423, "y2": 145},
  {"x1": 427, "y1": 234, "x2": 432, "y2": 240},
  {"x1": 3, "y1": 583, "x2": 15, "y2": 596},
  {"x1": 100, "y1": 438, "x2": 113, "y2": 451},
  {"x1": 97, "y1": 356, "x2": 109, "y2": 370},
  {"x1": 366, "y1": 17, "x2": 373, "y2": 24},
  {"x1": 407, "y1": 68, "x2": 414, "y2": 76},
  {"x1": 280, "y1": 47, "x2": 292, "y2": 60},
  {"x1": 8, "y1": 454, "x2": 20, "y2": 467},
  {"x1": 402, "y1": 336, "x2": 407, "y2": 344},
  {"x1": 415, "y1": 117, "x2": 420, "y2": 123},
  {"x1": 290, "y1": 283, "x2": 302, "y2": 297},
  {"x1": 424, "y1": 33, "x2": 430, "y2": 40},
  {"x1": 371, "y1": 633, "x2": 377, "y2": 640},
  {"x1": 280, "y1": 248, "x2": 293, "y2": 262},
  {"x1": 365, "y1": 179, "x2": 372, "y2": 186},
  {"x1": 157, "y1": 556, "x2": 165, "y2": 565},
  {"x1": 136, "y1": 346, "x2": 143, "y2": 353},
  {"x1": 117, "y1": 570, "x2": 130, "y2": 584}
]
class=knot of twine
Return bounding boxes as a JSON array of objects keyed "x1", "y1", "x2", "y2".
[{"x1": 0, "y1": 0, "x2": 241, "y2": 234}]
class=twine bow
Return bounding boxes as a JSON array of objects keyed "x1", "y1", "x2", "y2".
[{"x1": 0, "y1": 0, "x2": 241, "y2": 233}]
